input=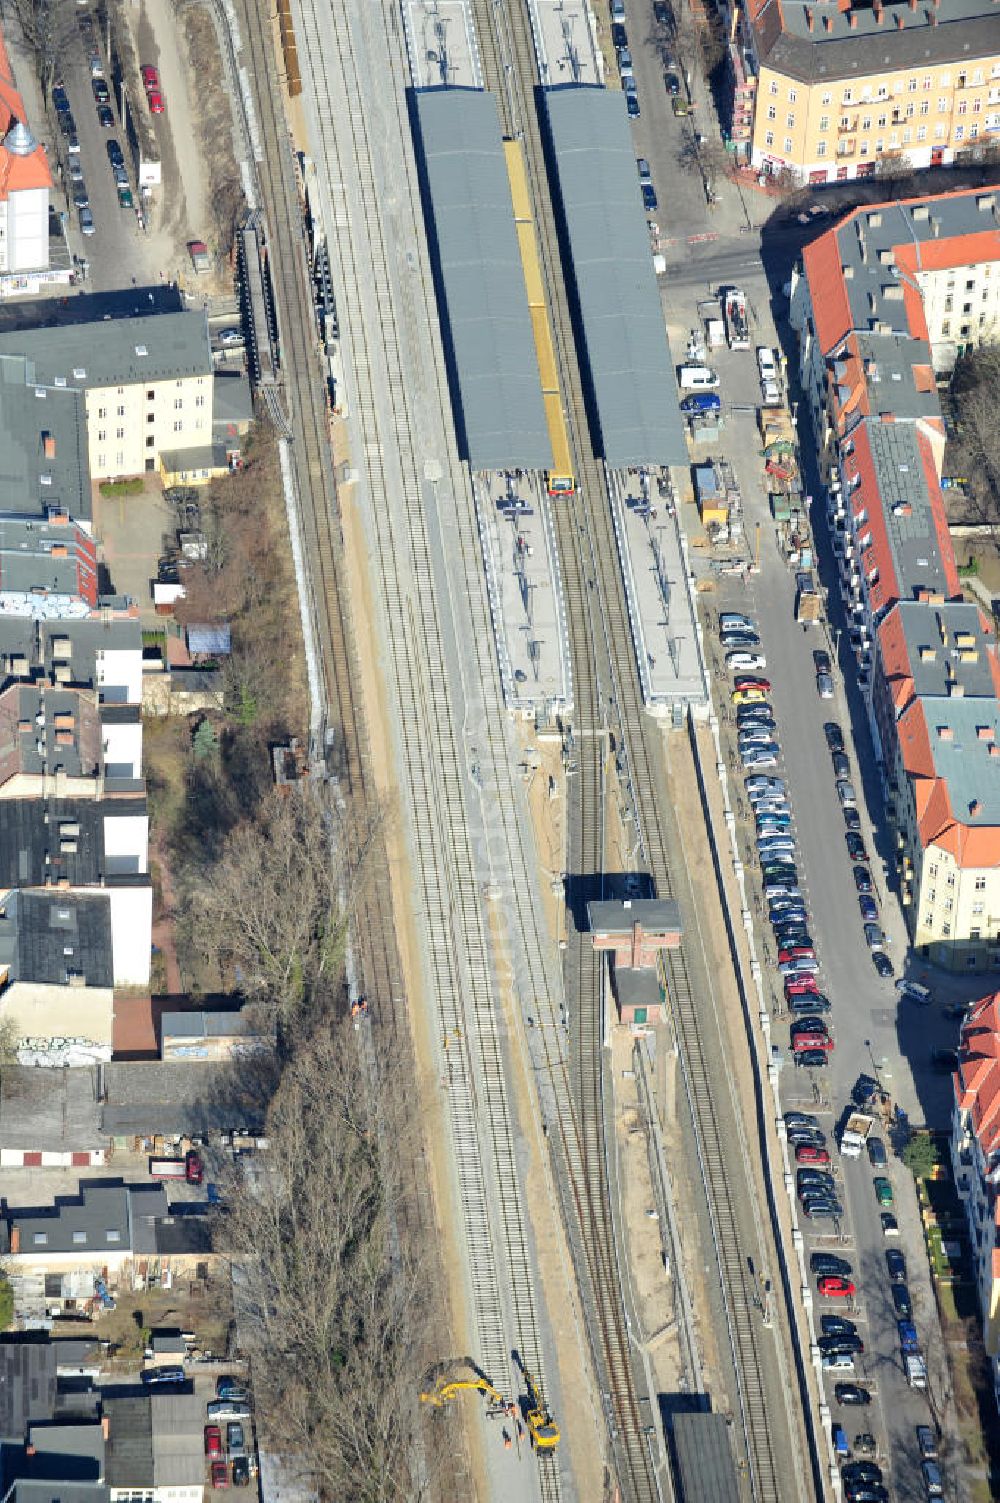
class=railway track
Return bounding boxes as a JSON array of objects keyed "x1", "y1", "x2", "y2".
[
  {"x1": 472, "y1": 2, "x2": 806, "y2": 1500},
  {"x1": 276, "y1": 0, "x2": 571, "y2": 1496}
]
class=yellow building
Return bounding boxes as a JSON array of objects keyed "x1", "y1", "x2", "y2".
[
  {"x1": 0, "y1": 310, "x2": 214, "y2": 482},
  {"x1": 734, "y1": 0, "x2": 1000, "y2": 185}
]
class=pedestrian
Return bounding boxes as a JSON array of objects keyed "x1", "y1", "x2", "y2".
[{"x1": 502, "y1": 1429, "x2": 511, "y2": 1450}]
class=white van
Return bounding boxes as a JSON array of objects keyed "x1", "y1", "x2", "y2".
[
  {"x1": 821, "y1": 1352, "x2": 855, "y2": 1372},
  {"x1": 679, "y1": 364, "x2": 720, "y2": 391}
]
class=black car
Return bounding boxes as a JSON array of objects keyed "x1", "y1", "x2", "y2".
[
  {"x1": 107, "y1": 139, "x2": 124, "y2": 169},
  {"x1": 664, "y1": 72, "x2": 681, "y2": 95},
  {"x1": 820, "y1": 1314, "x2": 857, "y2": 1336},
  {"x1": 832, "y1": 751, "x2": 851, "y2": 778},
  {"x1": 790, "y1": 1015, "x2": 829, "y2": 1037},
  {"x1": 866, "y1": 1137, "x2": 887, "y2": 1167},
  {"x1": 722, "y1": 632, "x2": 761, "y2": 648},
  {"x1": 824, "y1": 722, "x2": 845, "y2": 753},
  {"x1": 891, "y1": 1283, "x2": 912, "y2": 1318},
  {"x1": 626, "y1": 93, "x2": 640, "y2": 118},
  {"x1": 834, "y1": 1383, "x2": 871, "y2": 1406},
  {"x1": 786, "y1": 1128, "x2": 827, "y2": 1148},
  {"x1": 843, "y1": 807, "x2": 862, "y2": 831},
  {"x1": 873, "y1": 952, "x2": 894, "y2": 979},
  {"x1": 795, "y1": 1049, "x2": 829, "y2": 1068},
  {"x1": 60, "y1": 111, "x2": 77, "y2": 136},
  {"x1": 92, "y1": 77, "x2": 110, "y2": 103},
  {"x1": 885, "y1": 1249, "x2": 907, "y2": 1283},
  {"x1": 813, "y1": 649, "x2": 832, "y2": 675},
  {"x1": 853, "y1": 865, "x2": 873, "y2": 894},
  {"x1": 787, "y1": 993, "x2": 832, "y2": 1013},
  {"x1": 232, "y1": 1457, "x2": 250, "y2": 1488},
  {"x1": 843, "y1": 1462, "x2": 883, "y2": 1486},
  {"x1": 641, "y1": 183, "x2": 658, "y2": 211},
  {"x1": 846, "y1": 832, "x2": 868, "y2": 861},
  {"x1": 818, "y1": 1334, "x2": 864, "y2": 1355},
  {"x1": 97, "y1": 104, "x2": 114, "y2": 129},
  {"x1": 812, "y1": 1252, "x2": 852, "y2": 1277},
  {"x1": 611, "y1": 21, "x2": 628, "y2": 46},
  {"x1": 843, "y1": 1487, "x2": 887, "y2": 1503},
  {"x1": 852, "y1": 1074, "x2": 880, "y2": 1107},
  {"x1": 53, "y1": 85, "x2": 70, "y2": 113}
]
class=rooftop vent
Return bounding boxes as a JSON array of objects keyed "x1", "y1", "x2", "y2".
[
  {"x1": 912, "y1": 204, "x2": 930, "y2": 221},
  {"x1": 977, "y1": 726, "x2": 995, "y2": 742},
  {"x1": 3, "y1": 120, "x2": 37, "y2": 156},
  {"x1": 135, "y1": 345, "x2": 148, "y2": 357},
  {"x1": 969, "y1": 799, "x2": 982, "y2": 817}
]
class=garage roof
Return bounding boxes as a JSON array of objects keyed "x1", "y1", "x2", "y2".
[
  {"x1": 542, "y1": 87, "x2": 686, "y2": 469},
  {"x1": 412, "y1": 89, "x2": 552, "y2": 472}
]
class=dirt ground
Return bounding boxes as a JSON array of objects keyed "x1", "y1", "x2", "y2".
[
  {"x1": 518, "y1": 727, "x2": 568, "y2": 950},
  {"x1": 78, "y1": 1275, "x2": 233, "y2": 1364}
]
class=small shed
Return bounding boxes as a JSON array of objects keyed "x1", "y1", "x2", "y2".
[
  {"x1": 612, "y1": 966, "x2": 664, "y2": 1026},
  {"x1": 694, "y1": 465, "x2": 727, "y2": 529}
]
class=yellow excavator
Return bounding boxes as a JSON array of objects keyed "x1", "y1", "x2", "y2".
[
  {"x1": 523, "y1": 1369, "x2": 560, "y2": 1452},
  {"x1": 419, "y1": 1359, "x2": 508, "y2": 1414}
]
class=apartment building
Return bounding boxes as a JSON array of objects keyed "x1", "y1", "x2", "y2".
[
  {"x1": 0, "y1": 313, "x2": 213, "y2": 482},
  {"x1": 0, "y1": 25, "x2": 50, "y2": 280},
  {"x1": 731, "y1": 0, "x2": 1000, "y2": 184},
  {"x1": 791, "y1": 187, "x2": 1000, "y2": 968},
  {"x1": 951, "y1": 990, "x2": 1000, "y2": 1408}
]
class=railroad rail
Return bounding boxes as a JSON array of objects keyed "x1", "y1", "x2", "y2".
[
  {"x1": 280, "y1": 0, "x2": 568, "y2": 1497},
  {"x1": 231, "y1": 2, "x2": 470, "y2": 1497},
  {"x1": 472, "y1": 2, "x2": 807, "y2": 1500}
]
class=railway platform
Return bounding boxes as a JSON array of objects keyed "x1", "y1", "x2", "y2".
[
  {"x1": 402, "y1": 0, "x2": 482, "y2": 89},
  {"x1": 476, "y1": 472, "x2": 571, "y2": 717},
  {"x1": 610, "y1": 469, "x2": 709, "y2": 718}
]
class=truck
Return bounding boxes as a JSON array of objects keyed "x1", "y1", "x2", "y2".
[
  {"x1": 905, "y1": 1353, "x2": 927, "y2": 1389},
  {"x1": 795, "y1": 571, "x2": 821, "y2": 625},
  {"x1": 897, "y1": 1320, "x2": 920, "y2": 1355},
  {"x1": 150, "y1": 1150, "x2": 204, "y2": 1184},
  {"x1": 723, "y1": 286, "x2": 751, "y2": 350},
  {"x1": 839, "y1": 1111, "x2": 876, "y2": 1159}
]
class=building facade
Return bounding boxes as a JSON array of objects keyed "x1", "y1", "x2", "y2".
[
  {"x1": 791, "y1": 188, "x2": 1000, "y2": 968},
  {"x1": 951, "y1": 991, "x2": 1000, "y2": 1409},
  {"x1": 732, "y1": 0, "x2": 1000, "y2": 184}
]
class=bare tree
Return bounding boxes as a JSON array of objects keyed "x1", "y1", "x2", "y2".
[
  {"x1": 6, "y1": 0, "x2": 75, "y2": 97},
  {"x1": 219, "y1": 1026, "x2": 431, "y2": 1503},
  {"x1": 189, "y1": 783, "x2": 383, "y2": 1032},
  {"x1": 950, "y1": 345, "x2": 1000, "y2": 542}
]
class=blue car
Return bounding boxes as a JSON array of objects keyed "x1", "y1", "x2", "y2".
[
  {"x1": 627, "y1": 93, "x2": 640, "y2": 117},
  {"x1": 682, "y1": 392, "x2": 722, "y2": 414}
]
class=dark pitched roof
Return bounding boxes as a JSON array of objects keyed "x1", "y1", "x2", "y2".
[
  {"x1": 753, "y1": 0, "x2": 1000, "y2": 82},
  {"x1": 0, "y1": 1340, "x2": 56, "y2": 1442}
]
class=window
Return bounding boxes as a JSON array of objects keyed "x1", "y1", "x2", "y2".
[
  {"x1": 947, "y1": 872, "x2": 956, "y2": 888},
  {"x1": 116, "y1": 452, "x2": 124, "y2": 467},
  {"x1": 788, "y1": 88, "x2": 797, "y2": 102},
  {"x1": 877, "y1": 115, "x2": 887, "y2": 129},
  {"x1": 817, "y1": 142, "x2": 827, "y2": 157},
  {"x1": 923, "y1": 912, "x2": 934, "y2": 930},
  {"x1": 765, "y1": 131, "x2": 774, "y2": 146},
  {"x1": 767, "y1": 105, "x2": 776, "y2": 120},
  {"x1": 97, "y1": 454, "x2": 105, "y2": 470},
  {"x1": 862, "y1": 116, "x2": 871, "y2": 130},
  {"x1": 858, "y1": 140, "x2": 868, "y2": 155},
  {"x1": 971, "y1": 123, "x2": 979, "y2": 139},
  {"x1": 116, "y1": 405, "x2": 125, "y2": 416},
  {"x1": 784, "y1": 137, "x2": 793, "y2": 153},
  {"x1": 107, "y1": 1229, "x2": 121, "y2": 1243},
  {"x1": 147, "y1": 412, "x2": 155, "y2": 424},
  {"x1": 958, "y1": 71, "x2": 967, "y2": 89},
  {"x1": 146, "y1": 436, "x2": 155, "y2": 448},
  {"x1": 195, "y1": 394, "x2": 205, "y2": 408},
  {"x1": 920, "y1": 101, "x2": 929, "y2": 116},
  {"x1": 903, "y1": 128, "x2": 912, "y2": 144},
  {"x1": 922, "y1": 75, "x2": 932, "y2": 90},
  {"x1": 943, "y1": 922, "x2": 952, "y2": 937},
  {"x1": 935, "y1": 124, "x2": 946, "y2": 138},
  {"x1": 938, "y1": 98, "x2": 949, "y2": 113},
  {"x1": 970, "y1": 929, "x2": 981, "y2": 943},
  {"x1": 944, "y1": 898, "x2": 954, "y2": 913},
  {"x1": 147, "y1": 389, "x2": 154, "y2": 400},
  {"x1": 32, "y1": 1233, "x2": 47, "y2": 1245},
  {"x1": 116, "y1": 426, "x2": 124, "y2": 439},
  {"x1": 957, "y1": 99, "x2": 967, "y2": 116},
  {"x1": 173, "y1": 397, "x2": 183, "y2": 410},
  {"x1": 955, "y1": 125, "x2": 965, "y2": 141},
  {"x1": 875, "y1": 139, "x2": 884, "y2": 153},
  {"x1": 908, "y1": 78, "x2": 917, "y2": 92},
  {"x1": 818, "y1": 116, "x2": 830, "y2": 132},
  {"x1": 973, "y1": 902, "x2": 985, "y2": 916},
  {"x1": 917, "y1": 126, "x2": 927, "y2": 141},
  {"x1": 770, "y1": 79, "x2": 779, "y2": 95},
  {"x1": 173, "y1": 420, "x2": 183, "y2": 432},
  {"x1": 928, "y1": 889, "x2": 937, "y2": 905},
  {"x1": 98, "y1": 430, "x2": 106, "y2": 443},
  {"x1": 941, "y1": 72, "x2": 951, "y2": 86},
  {"x1": 786, "y1": 113, "x2": 795, "y2": 129},
  {"x1": 906, "y1": 103, "x2": 914, "y2": 119},
  {"x1": 72, "y1": 1230, "x2": 87, "y2": 1245},
  {"x1": 843, "y1": 88, "x2": 853, "y2": 104},
  {"x1": 961, "y1": 323, "x2": 971, "y2": 336},
  {"x1": 822, "y1": 92, "x2": 832, "y2": 105},
  {"x1": 97, "y1": 406, "x2": 107, "y2": 418},
  {"x1": 963, "y1": 302, "x2": 972, "y2": 314},
  {"x1": 975, "y1": 875, "x2": 986, "y2": 890}
]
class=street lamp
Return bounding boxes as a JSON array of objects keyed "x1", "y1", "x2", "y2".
[{"x1": 864, "y1": 1038, "x2": 883, "y2": 1093}]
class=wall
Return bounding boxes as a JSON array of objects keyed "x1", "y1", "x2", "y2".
[
  {"x1": 103, "y1": 811, "x2": 149, "y2": 872},
  {"x1": 85, "y1": 375, "x2": 211, "y2": 479},
  {"x1": 0, "y1": 980, "x2": 114, "y2": 1058},
  {"x1": 916, "y1": 260, "x2": 1000, "y2": 353},
  {"x1": 98, "y1": 647, "x2": 144, "y2": 705},
  {"x1": 4, "y1": 187, "x2": 48, "y2": 273},
  {"x1": 108, "y1": 882, "x2": 152, "y2": 986},
  {"x1": 102, "y1": 719, "x2": 143, "y2": 778}
]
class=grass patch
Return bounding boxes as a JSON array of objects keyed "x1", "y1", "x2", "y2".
[{"x1": 99, "y1": 477, "x2": 144, "y2": 497}]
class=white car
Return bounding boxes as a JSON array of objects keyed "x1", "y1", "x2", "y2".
[
  {"x1": 726, "y1": 651, "x2": 766, "y2": 672},
  {"x1": 760, "y1": 379, "x2": 782, "y2": 407},
  {"x1": 757, "y1": 346, "x2": 778, "y2": 381}
]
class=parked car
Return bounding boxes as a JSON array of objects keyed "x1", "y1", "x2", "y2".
[
  {"x1": 53, "y1": 85, "x2": 71, "y2": 113},
  {"x1": 612, "y1": 22, "x2": 628, "y2": 47},
  {"x1": 866, "y1": 1137, "x2": 887, "y2": 1167},
  {"x1": 872, "y1": 952, "x2": 893, "y2": 978},
  {"x1": 836, "y1": 779, "x2": 857, "y2": 807},
  {"x1": 787, "y1": 992, "x2": 831, "y2": 1013},
  {"x1": 834, "y1": 1383, "x2": 871, "y2": 1406},
  {"x1": 107, "y1": 139, "x2": 124, "y2": 168},
  {"x1": 819, "y1": 1334, "x2": 864, "y2": 1355},
  {"x1": 232, "y1": 1459, "x2": 250, "y2": 1488},
  {"x1": 641, "y1": 183, "x2": 657, "y2": 211},
  {"x1": 664, "y1": 71, "x2": 681, "y2": 95},
  {"x1": 812, "y1": 1252, "x2": 852, "y2": 1278},
  {"x1": 891, "y1": 1284, "x2": 912, "y2": 1318},
  {"x1": 141, "y1": 1366, "x2": 184, "y2": 1386},
  {"x1": 205, "y1": 1426, "x2": 223, "y2": 1458},
  {"x1": 141, "y1": 64, "x2": 160, "y2": 90},
  {"x1": 824, "y1": 722, "x2": 845, "y2": 753},
  {"x1": 897, "y1": 978, "x2": 933, "y2": 1006},
  {"x1": 795, "y1": 1143, "x2": 831, "y2": 1164},
  {"x1": 873, "y1": 1176, "x2": 893, "y2": 1206},
  {"x1": 817, "y1": 1275, "x2": 855, "y2": 1297},
  {"x1": 916, "y1": 1425, "x2": 937, "y2": 1460},
  {"x1": 795, "y1": 1049, "x2": 829, "y2": 1068},
  {"x1": 921, "y1": 1461, "x2": 944, "y2": 1497},
  {"x1": 880, "y1": 1212, "x2": 900, "y2": 1237},
  {"x1": 92, "y1": 77, "x2": 110, "y2": 103},
  {"x1": 846, "y1": 832, "x2": 869, "y2": 861},
  {"x1": 727, "y1": 651, "x2": 766, "y2": 671},
  {"x1": 858, "y1": 895, "x2": 878, "y2": 922},
  {"x1": 863, "y1": 923, "x2": 885, "y2": 951},
  {"x1": 853, "y1": 865, "x2": 873, "y2": 894},
  {"x1": 802, "y1": 1197, "x2": 843, "y2": 1219},
  {"x1": 97, "y1": 104, "x2": 114, "y2": 128},
  {"x1": 211, "y1": 1462, "x2": 230, "y2": 1490},
  {"x1": 216, "y1": 1378, "x2": 250, "y2": 1403},
  {"x1": 626, "y1": 93, "x2": 640, "y2": 117},
  {"x1": 843, "y1": 807, "x2": 862, "y2": 831},
  {"x1": 832, "y1": 751, "x2": 851, "y2": 778},
  {"x1": 226, "y1": 1422, "x2": 246, "y2": 1455},
  {"x1": 79, "y1": 205, "x2": 95, "y2": 235},
  {"x1": 821, "y1": 1314, "x2": 857, "y2": 1336}
]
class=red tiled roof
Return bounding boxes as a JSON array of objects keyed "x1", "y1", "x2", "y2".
[
  {"x1": 957, "y1": 993, "x2": 1000, "y2": 1156},
  {"x1": 803, "y1": 226, "x2": 853, "y2": 354},
  {"x1": 0, "y1": 18, "x2": 52, "y2": 198}
]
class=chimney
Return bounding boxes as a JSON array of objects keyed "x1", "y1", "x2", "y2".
[
  {"x1": 990, "y1": 744, "x2": 1000, "y2": 760},
  {"x1": 102, "y1": 1416, "x2": 110, "y2": 1440},
  {"x1": 42, "y1": 432, "x2": 55, "y2": 459},
  {"x1": 10, "y1": 1227, "x2": 19, "y2": 1253},
  {"x1": 895, "y1": 11, "x2": 904, "y2": 25},
  {"x1": 874, "y1": 0, "x2": 883, "y2": 21},
  {"x1": 630, "y1": 921, "x2": 644, "y2": 970},
  {"x1": 806, "y1": 6, "x2": 814, "y2": 27},
  {"x1": 970, "y1": 799, "x2": 982, "y2": 817},
  {"x1": 909, "y1": 0, "x2": 917, "y2": 10},
  {"x1": 937, "y1": 725, "x2": 954, "y2": 740},
  {"x1": 824, "y1": 13, "x2": 833, "y2": 28},
  {"x1": 978, "y1": 725, "x2": 995, "y2": 742},
  {"x1": 849, "y1": 10, "x2": 857, "y2": 25}
]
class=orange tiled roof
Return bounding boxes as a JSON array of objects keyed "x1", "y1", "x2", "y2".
[{"x1": 958, "y1": 993, "x2": 1000, "y2": 1156}]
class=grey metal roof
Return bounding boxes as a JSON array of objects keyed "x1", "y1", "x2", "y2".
[
  {"x1": 0, "y1": 356, "x2": 91, "y2": 524},
  {"x1": 0, "y1": 1064, "x2": 103, "y2": 1152},
  {"x1": 212, "y1": 371, "x2": 253, "y2": 428},
  {"x1": 863, "y1": 419, "x2": 951, "y2": 603},
  {"x1": 103, "y1": 1395, "x2": 152, "y2": 1487},
  {"x1": 412, "y1": 89, "x2": 552, "y2": 472},
  {"x1": 542, "y1": 87, "x2": 686, "y2": 470},
  {"x1": 919, "y1": 695, "x2": 1000, "y2": 826},
  {"x1": 149, "y1": 1392, "x2": 203, "y2": 1487},
  {"x1": 0, "y1": 1340, "x2": 56, "y2": 1441},
  {"x1": 0, "y1": 313, "x2": 212, "y2": 392},
  {"x1": 670, "y1": 1412, "x2": 740, "y2": 1503},
  {"x1": 892, "y1": 601, "x2": 999, "y2": 701},
  {"x1": 11, "y1": 1482, "x2": 108, "y2": 1503},
  {"x1": 161, "y1": 1008, "x2": 260, "y2": 1041}
]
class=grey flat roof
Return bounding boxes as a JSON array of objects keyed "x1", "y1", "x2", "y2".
[
  {"x1": 920, "y1": 695, "x2": 1000, "y2": 826},
  {"x1": 0, "y1": 313, "x2": 211, "y2": 392},
  {"x1": 0, "y1": 890, "x2": 114, "y2": 991},
  {"x1": 542, "y1": 87, "x2": 686, "y2": 470},
  {"x1": 892, "y1": 601, "x2": 999, "y2": 701},
  {"x1": 103, "y1": 1395, "x2": 152, "y2": 1488},
  {"x1": 101, "y1": 1061, "x2": 270, "y2": 1137},
  {"x1": 412, "y1": 89, "x2": 552, "y2": 472},
  {"x1": 862, "y1": 419, "x2": 952, "y2": 604},
  {"x1": 0, "y1": 356, "x2": 90, "y2": 524},
  {"x1": 0, "y1": 1340, "x2": 57, "y2": 1441},
  {"x1": 149, "y1": 1392, "x2": 204, "y2": 1487},
  {"x1": 0, "y1": 1064, "x2": 102, "y2": 1152},
  {"x1": 670, "y1": 1412, "x2": 740, "y2": 1503},
  {"x1": 161, "y1": 1008, "x2": 261, "y2": 1040},
  {"x1": 588, "y1": 897, "x2": 682, "y2": 934}
]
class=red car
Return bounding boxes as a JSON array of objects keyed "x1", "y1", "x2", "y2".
[
  {"x1": 793, "y1": 1033, "x2": 833, "y2": 1052},
  {"x1": 735, "y1": 676, "x2": 772, "y2": 692},
  {"x1": 818, "y1": 1276, "x2": 855, "y2": 1298},
  {"x1": 779, "y1": 946, "x2": 816, "y2": 964},
  {"x1": 148, "y1": 88, "x2": 164, "y2": 114},
  {"x1": 204, "y1": 1426, "x2": 222, "y2": 1459},
  {"x1": 211, "y1": 1462, "x2": 229, "y2": 1490},
  {"x1": 795, "y1": 1143, "x2": 831, "y2": 1164},
  {"x1": 141, "y1": 64, "x2": 159, "y2": 91},
  {"x1": 784, "y1": 977, "x2": 819, "y2": 997}
]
